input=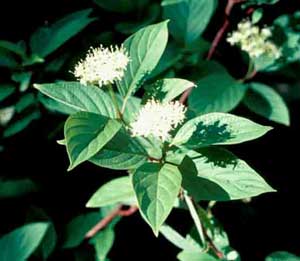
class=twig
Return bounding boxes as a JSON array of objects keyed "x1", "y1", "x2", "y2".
[
  {"x1": 85, "y1": 205, "x2": 138, "y2": 239},
  {"x1": 179, "y1": 87, "x2": 193, "y2": 104},
  {"x1": 119, "y1": 206, "x2": 138, "y2": 216},
  {"x1": 207, "y1": 0, "x2": 246, "y2": 60},
  {"x1": 203, "y1": 227, "x2": 225, "y2": 259}
]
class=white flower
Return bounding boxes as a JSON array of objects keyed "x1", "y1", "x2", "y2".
[
  {"x1": 227, "y1": 20, "x2": 281, "y2": 59},
  {"x1": 130, "y1": 99, "x2": 186, "y2": 141},
  {"x1": 74, "y1": 45, "x2": 130, "y2": 87}
]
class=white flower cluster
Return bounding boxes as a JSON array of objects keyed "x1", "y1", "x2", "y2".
[
  {"x1": 130, "y1": 99, "x2": 186, "y2": 141},
  {"x1": 227, "y1": 20, "x2": 281, "y2": 59},
  {"x1": 74, "y1": 45, "x2": 130, "y2": 87}
]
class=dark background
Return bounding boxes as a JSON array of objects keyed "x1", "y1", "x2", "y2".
[{"x1": 1, "y1": 1, "x2": 300, "y2": 260}]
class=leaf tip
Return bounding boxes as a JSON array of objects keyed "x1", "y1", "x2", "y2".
[
  {"x1": 153, "y1": 228, "x2": 160, "y2": 237},
  {"x1": 33, "y1": 83, "x2": 41, "y2": 90},
  {"x1": 57, "y1": 139, "x2": 66, "y2": 145},
  {"x1": 67, "y1": 164, "x2": 75, "y2": 172},
  {"x1": 85, "y1": 200, "x2": 92, "y2": 208},
  {"x1": 262, "y1": 125, "x2": 274, "y2": 134}
]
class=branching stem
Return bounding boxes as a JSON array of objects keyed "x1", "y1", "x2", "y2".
[{"x1": 85, "y1": 205, "x2": 138, "y2": 239}]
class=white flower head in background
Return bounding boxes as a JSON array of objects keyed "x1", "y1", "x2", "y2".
[
  {"x1": 74, "y1": 45, "x2": 130, "y2": 87},
  {"x1": 227, "y1": 20, "x2": 281, "y2": 59},
  {"x1": 130, "y1": 99, "x2": 186, "y2": 141}
]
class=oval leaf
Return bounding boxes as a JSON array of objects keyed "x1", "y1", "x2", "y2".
[
  {"x1": 172, "y1": 112, "x2": 272, "y2": 148},
  {"x1": 162, "y1": 0, "x2": 217, "y2": 44},
  {"x1": 86, "y1": 176, "x2": 136, "y2": 208},
  {"x1": 65, "y1": 112, "x2": 122, "y2": 170},
  {"x1": 117, "y1": 21, "x2": 169, "y2": 108},
  {"x1": 0, "y1": 222, "x2": 49, "y2": 261},
  {"x1": 132, "y1": 163, "x2": 182, "y2": 235},
  {"x1": 180, "y1": 148, "x2": 275, "y2": 201},
  {"x1": 244, "y1": 83, "x2": 290, "y2": 126},
  {"x1": 34, "y1": 82, "x2": 117, "y2": 118},
  {"x1": 30, "y1": 9, "x2": 95, "y2": 58},
  {"x1": 90, "y1": 128, "x2": 148, "y2": 170},
  {"x1": 62, "y1": 212, "x2": 101, "y2": 249},
  {"x1": 189, "y1": 62, "x2": 247, "y2": 114}
]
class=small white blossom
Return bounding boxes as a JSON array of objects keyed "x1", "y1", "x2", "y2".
[
  {"x1": 74, "y1": 45, "x2": 130, "y2": 87},
  {"x1": 130, "y1": 99, "x2": 186, "y2": 141},
  {"x1": 227, "y1": 20, "x2": 281, "y2": 59}
]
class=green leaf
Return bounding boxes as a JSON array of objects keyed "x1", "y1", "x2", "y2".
[
  {"x1": 266, "y1": 12, "x2": 300, "y2": 71},
  {"x1": 30, "y1": 9, "x2": 95, "y2": 58},
  {"x1": 0, "y1": 222, "x2": 49, "y2": 261},
  {"x1": 86, "y1": 176, "x2": 136, "y2": 208},
  {"x1": 0, "y1": 84, "x2": 15, "y2": 102},
  {"x1": 180, "y1": 148, "x2": 275, "y2": 201},
  {"x1": 62, "y1": 212, "x2": 101, "y2": 249},
  {"x1": 11, "y1": 72, "x2": 32, "y2": 92},
  {"x1": 244, "y1": 83, "x2": 290, "y2": 126},
  {"x1": 38, "y1": 94, "x2": 78, "y2": 115},
  {"x1": 160, "y1": 224, "x2": 201, "y2": 251},
  {"x1": 117, "y1": 21, "x2": 169, "y2": 108},
  {"x1": 172, "y1": 112, "x2": 272, "y2": 148},
  {"x1": 188, "y1": 62, "x2": 247, "y2": 114},
  {"x1": 132, "y1": 163, "x2": 182, "y2": 235},
  {"x1": 94, "y1": 0, "x2": 149, "y2": 13},
  {"x1": 90, "y1": 127, "x2": 148, "y2": 170},
  {"x1": 34, "y1": 82, "x2": 117, "y2": 118},
  {"x1": 90, "y1": 227, "x2": 115, "y2": 261},
  {"x1": 91, "y1": 149, "x2": 146, "y2": 170},
  {"x1": 36, "y1": 223, "x2": 57, "y2": 260},
  {"x1": 266, "y1": 251, "x2": 300, "y2": 261},
  {"x1": 15, "y1": 93, "x2": 35, "y2": 113},
  {"x1": 162, "y1": 0, "x2": 216, "y2": 45},
  {"x1": 252, "y1": 8, "x2": 263, "y2": 24},
  {"x1": 64, "y1": 112, "x2": 122, "y2": 170},
  {"x1": 0, "y1": 49, "x2": 18, "y2": 69},
  {"x1": 3, "y1": 110, "x2": 41, "y2": 138},
  {"x1": 149, "y1": 42, "x2": 183, "y2": 79},
  {"x1": 143, "y1": 78, "x2": 195, "y2": 102},
  {"x1": 0, "y1": 40, "x2": 26, "y2": 58},
  {"x1": 0, "y1": 179, "x2": 37, "y2": 199},
  {"x1": 177, "y1": 251, "x2": 218, "y2": 261}
]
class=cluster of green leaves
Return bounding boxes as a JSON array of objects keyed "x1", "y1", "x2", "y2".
[
  {"x1": 0, "y1": 9, "x2": 95, "y2": 140},
  {"x1": 34, "y1": 20, "x2": 276, "y2": 259},
  {"x1": 0, "y1": 0, "x2": 293, "y2": 140},
  {"x1": 1, "y1": 0, "x2": 300, "y2": 260},
  {"x1": 92, "y1": 0, "x2": 291, "y2": 127},
  {"x1": 0, "y1": 206, "x2": 118, "y2": 261}
]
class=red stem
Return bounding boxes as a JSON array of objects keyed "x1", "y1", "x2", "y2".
[
  {"x1": 85, "y1": 205, "x2": 138, "y2": 239},
  {"x1": 179, "y1": 87, "x2": 193, "y2": 104},
  {"x1": 207, "y1": 0, "x2": 246, "y2": 60}
]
